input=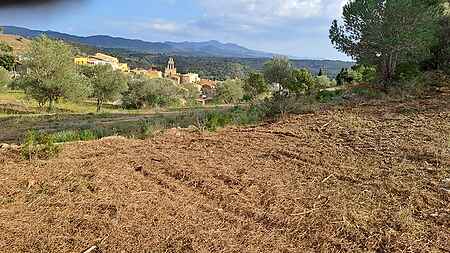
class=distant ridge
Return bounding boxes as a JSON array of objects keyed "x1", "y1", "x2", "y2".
[{"x1": 2, "y1": 26, "x2": 276, "y2": 58}]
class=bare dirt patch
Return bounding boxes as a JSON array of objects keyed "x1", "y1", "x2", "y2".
[{"x1": 0, "y1": 95, "x2": 449, "y2": 252}]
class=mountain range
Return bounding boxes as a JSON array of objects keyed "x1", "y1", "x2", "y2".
[{"x1": 2, "y1": 26, "x2": 276, "y2": 58}]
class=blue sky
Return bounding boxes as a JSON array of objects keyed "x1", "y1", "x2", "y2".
[{"x1": 0, "y1": 0, "x2": 350, "y2": 60}]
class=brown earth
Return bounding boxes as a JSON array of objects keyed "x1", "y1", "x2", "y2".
[
  {"x1": 0, "y1": 95, "x2": 449, "y2": 252},
  {"x1": 0, "y1": 34, "x2": 31, "y2": 55}
]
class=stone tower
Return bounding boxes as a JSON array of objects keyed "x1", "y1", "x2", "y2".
[{"x1": 165, "y1": 57, "x2": 177, "y2": 77}]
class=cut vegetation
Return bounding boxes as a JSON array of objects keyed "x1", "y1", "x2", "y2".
[{"x1": 0, "y1": 94, "x2": 449, "y2": 252}]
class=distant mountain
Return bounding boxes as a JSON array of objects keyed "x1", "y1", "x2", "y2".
[{"x1": 2, "y1": 26, "x2": 276, "y2": 58}]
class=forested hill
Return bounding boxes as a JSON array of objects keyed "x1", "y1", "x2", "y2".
[{"x1": 106, "y1": 50, "x2": 354, "y2": 80}]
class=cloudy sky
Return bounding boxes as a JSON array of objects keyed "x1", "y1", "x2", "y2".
[{"x1": 0, "y1": 0, "x2": 349, "y2": 60}]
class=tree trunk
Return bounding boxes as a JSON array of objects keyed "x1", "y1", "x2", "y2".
[
  {"x1": 96, "y1": 99, "x2": 102, "y2": 113},
  {"x1": 48, "y1": 99, "x2": 54, "y2": 112}
]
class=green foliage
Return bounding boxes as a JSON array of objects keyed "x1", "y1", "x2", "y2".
[
  {"x1": 17, "y1": 36, "x2": 90, "y2": 111},
  {"x1": 82, "y1": 64, "x2": 128, "y2": 112},
  {"x1": 0, "y1": 42, "x2": 12, "y2": 53},
  {"x1": 101, "y1": 50, "x2": 353, "y2": 79},
  {"x1": 180, "y1": 83, "x2": 201, "y2": 105},
  {"x1": 330, "y1": 0, "x2": 445, "y2": 84},
  {"x1": 315, "y1": 75, "x2": 337, "y2": 89},
  {"x1": 202, "y1": 106, "x2": 265, "y2": 131},
  {"x1": 260, "y1": 93, "x2": 318, "y2": 118},
  {"x1": 426, "y1": 15, "x2": 450, "y2": 74},
  {"x1": 243, "y1": 72, "x2": 270, "y2": 100},
  {"x1": 205, "y1": 111, "x2": 232, "y2": 131},
  {"x1": 214, "y1": 79, "x2": 244, "y2": 104},
  {"x1": 336, "y1": 68, "x2": 362, "y2": 85},
  {"x1": 51, "y1": 129, "x2": 110, "y2": 143},
  {"x1": 21, "y1": 131, "x2": 61, "y2": 160},
  {"x1": 263, "y1": 57, "x2": 293, "y2": 90},
  {"x1": 286, "y1": 68, "x2": 317, "y2": 95},
  {"x1": 351, "y1": 86, "x2": 384, "y2": 99},
  {"x1": 394, "y1": 63, "x2": 422, "y2": 81},
  {"x1": 0, "y1": 66, "x2": 11, "y2": 90},
  {"x1": 317, "y1": 90, "x2": 344, "y2": 103},
  {"x1": 122, "y1": 75, "x2": 181, "y2": 109},
  {"x1": 139, "y1": 119, "x2": 165, "y2": 139},
  {"x1": 0, "y1": 54, "x2": 15, "y2": 71}
]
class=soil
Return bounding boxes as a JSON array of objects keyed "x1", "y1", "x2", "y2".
[{"x1": 1, "y1": 95, "x2": 449, "y2": 252}]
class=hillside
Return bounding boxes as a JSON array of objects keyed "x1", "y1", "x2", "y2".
[
  {"x1": 109, "y1": 51, "x2": 354, "y2": 79},
  {"x1": 3, "y1": 26, "x2": 275, "y2": 58},
  {"x1": 1, "y1": 94, "x2": 449, "y2": 252},
  {"x1": 0, "y1": 34, "x2": 30, "y2": 55}
]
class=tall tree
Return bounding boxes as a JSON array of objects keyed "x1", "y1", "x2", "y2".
[
  {"x1": 18, "y1": 36, "x2": 90, "y2": 110},
  {"x1": 286, "y1": 69, "x2": 317, "y2": 95},
  {"x1": 263, "y1": 56, "x2": 293, "y2": 91},
  {"x1": 243, "y1": 72, "x2": 270, "y2": 100},
  {"x1": 330, "y1": 0, "x2": 445, "y2": 84},
  {"x1": 214, "y1": 79, "x2": 244, "y2": 104},
  {"x1": 83, "y1": 64, "x2": 128, "y2": 112}
]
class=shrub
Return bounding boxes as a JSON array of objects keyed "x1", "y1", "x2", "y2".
[
  {"x1": 260, "y1": 93, "x2": 318, "y2": 118},
  {"x1": 0, "y1": 66, "x2": 10, "y2": 90},
  {"x1": 317, "y1": 90, "x2": 344, "y2": 103},
  {"x1": 21, "y1": 131, "x2": 61, "y2": 160},
  {"x1": 214, "y1": 79, "x2": 244, "y2": 104},
  {"x1": 139, "y1": 119, "x2": 165, "y2": 139},
  {"x1": 205, "y1": 111, "x2": 232, "y2": 131}
]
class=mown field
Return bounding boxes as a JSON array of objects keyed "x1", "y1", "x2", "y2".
[{"x1": 0, "y1": 93, "x2": 449, "y2": 252}]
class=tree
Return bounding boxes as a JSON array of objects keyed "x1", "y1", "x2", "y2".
[
  {"x1": 0, "y1": 66, "x2": 10, "y2": 90},
  {"x1": 263, "y1": 56, "x2": 293, "y2": 91},
  {"x1": 82, "y1": 65, "x2": 128, "y2": 112},
  {"x1": 0, "y1": 43, "x2": 15, "y2": 71},
  {"x1": 122, "y1": 75, "x2": 181, "y2": 109},
  {"x1": 286, "y1": 69, "x2": 317, "y2": 95},
  {"x1": 18, "y1": 36, "x2": 90, "y2": 110},
  {"x1": 214, "y1": 79, "x2": 244, "y2": 104},
  {"x1": 316, "y1": 75, "x2": 337, "y2": 89},
  {"x1": 243, "y1": 72, "x2": 270, "y2": 100},
  {"x1": 180, "y1": 83, "x2": 201, "y2": 105},
  {"x1": 330, "y1": 0, "x2": 445, "y2": 84}
]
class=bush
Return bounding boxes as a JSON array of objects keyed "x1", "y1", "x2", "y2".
[
  {"x1": 21, "y1": 131, "x2": 61, "y2": 160},
  {"x1": 214, "y1": 79, "x2": 244, "y2": 104},
  {"x1": 139, "y1": 119, "x2": 165, "y2": 139},
  {"x1": 317, "y1": 90, "x2": 344, "y2": 103},
  {"x1": 122, "y1": 75, "x2": 182, "y2": 109},
  {"x1": 0, "y1": 66, "x2": 11, "y2": 90},
  {"x1": 260, "y1": 93, "x2": 317, "y2": 118}
]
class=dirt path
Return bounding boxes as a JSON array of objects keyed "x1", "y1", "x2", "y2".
[{"x1": 0, "y1": 95, "x2": 449, "y2": 252}]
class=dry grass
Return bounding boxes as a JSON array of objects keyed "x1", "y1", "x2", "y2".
[
  {"x1": 0, "y1": 94, "x2": 449, "y2": 252},
  {"x1": 0, "y1": 34, "x2": 31, "y2": 55}
]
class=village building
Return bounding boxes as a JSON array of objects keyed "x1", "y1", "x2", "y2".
[
  {"x1": 164, "y1": 57, "x2": 200, "y2": 85},
  {"x1": 74, "y1": 53, "x2": 129, "y2": 72},
  {"x1": 131, "y1": 68, "x2": 163, "y2": 79}
]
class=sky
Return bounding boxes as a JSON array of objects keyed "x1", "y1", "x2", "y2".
[{"x1": 0, "y1": 0, "x2": 350, "y2": 60}]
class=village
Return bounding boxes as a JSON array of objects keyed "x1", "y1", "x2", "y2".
[{"x1": 74, "y1": 53, "x2": 217, "y2": 101}]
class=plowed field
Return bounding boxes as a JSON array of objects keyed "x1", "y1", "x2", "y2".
[{"x1": 1, "y1": 95, "x2": 449, "y2": 252}]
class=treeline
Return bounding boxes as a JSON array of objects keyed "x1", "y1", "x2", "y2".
[{"x1": 102, "y1": 50, "x2": 354, "y2": 80}]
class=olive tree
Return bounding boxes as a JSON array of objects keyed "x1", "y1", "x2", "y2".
[
  {"x1": 81, "y1": 64, "x2": 128, "y2": 112},
  {"x1": 122, "y1": 75, "x2": 181, "y2": 109},
  {"x1": 214, "y1": 79, "x2": 244, "y2": 104},
  {"x1": 243, "y1": 72, "x2": 270, "y2": 100},
  {"x1": 0, "y1": 66, "x2": 10, "y2": 90},
  {"x1": 18, "y1": 36, "x2": 90, "y2": 110},
  {"x1": 263, "y1": 56, "x2": 293, "y2": 91},
  {"x1": 330, "y1": 0, "x2": 445, "y2": 84}
]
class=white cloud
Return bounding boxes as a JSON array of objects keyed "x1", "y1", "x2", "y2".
[
  {"x1": 197, "y1": 0, "x2": 346, "y2": 24},
  {"x1": 148, "y1": 20, "x2": 181, "y2": 33}
]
